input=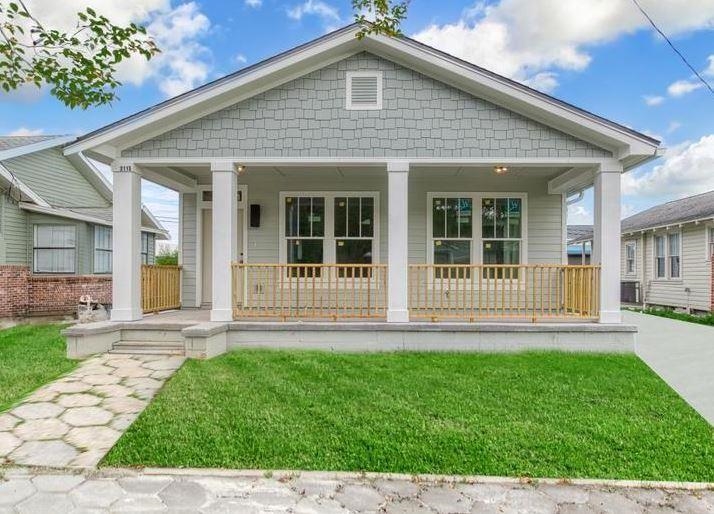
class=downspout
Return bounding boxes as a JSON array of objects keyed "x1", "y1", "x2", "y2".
[{"x1": 566, "y1": 191, "x2": 585, "y2": 206}]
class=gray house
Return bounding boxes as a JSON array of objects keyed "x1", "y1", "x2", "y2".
[
  {"x1": 0, "y1": 135, "x2": 168, "y2": 317},
  {"x1": 64, "y1": 25, "x2": 661, "y2": 358},
  {"x1": 620, "y1": 191, "x2": 714, "y2": 312}
]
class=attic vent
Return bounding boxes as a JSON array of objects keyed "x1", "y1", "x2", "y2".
[{"x1": 346, "y1": 71, "x2": 383, "y2": 110}]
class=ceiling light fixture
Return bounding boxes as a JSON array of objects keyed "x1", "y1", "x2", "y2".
[
  {"x1": 494, "y1": 165, "x2": 508, "y2": 175},
  {"x1": 235, "y1": 164, "x2": 246, "y2": 174}
]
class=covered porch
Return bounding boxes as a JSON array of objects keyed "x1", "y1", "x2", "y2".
[{"x1": 110, "y1": 157, "x2": 620, "y2": 326}]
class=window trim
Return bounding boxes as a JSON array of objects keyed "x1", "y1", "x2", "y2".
[
  {"x1": 653, "y1": 230, "x2": 683, "y2": 281},
  {"x1": 141, "y1": 232, "x2": 152, "y2": 265},
  {"x1": 278, "y1": 191, "x2": 380, "y2": 269},
  {"x1": 93, "y1": 225, "x2": 112, "y2": 274},
  {"x1": 706, "y1": 225, "x2": 714, "y2": 261},
  {"x1": 345, "y1": 71, "x2": 383, "y2": 111},
  {"x1": 624, "y1": 240, "x2": 637, "y2": 277},
  {"x1": 32, "y1": 224, "x2": 77, "y2": 275},
  {"x1": 426, "y1": 192, "x2": 528, "y2": 268}
]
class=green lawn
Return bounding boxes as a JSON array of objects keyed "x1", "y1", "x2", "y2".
[
  {"x1": 629, "y1": 307, "x2": 714, "y2": 327},
  {"x1": 103, "y1": 350, "x2": 714, "y2": 482},
  {"x1": 0, "y1": 323, "x2": 76, "y2": 412}
]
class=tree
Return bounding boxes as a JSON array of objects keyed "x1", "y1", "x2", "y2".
[
  {"x1": 0, "y1": 1, "x2": 159, "y2": 109},
  {"x1": 352, "y1": 0, "x2": 410, "y2": 39},
  {"x1": 155, "y1": 247, "x2": 179, "y2": 266}
]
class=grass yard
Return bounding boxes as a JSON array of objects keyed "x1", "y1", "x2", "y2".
[
  {"x1": 0, "y1": 323, "x2": 75, "y2": 412},
  {"x1": 629, "y1": 307, "x2": 714, "y2": 327},
  {"x1": 104, "y1": 350, "x2": 714, "y2": 482}
]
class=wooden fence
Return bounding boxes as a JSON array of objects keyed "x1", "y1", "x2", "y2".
[{"x1": 141, "y1": 265, "x2": 182, "y2": 313}]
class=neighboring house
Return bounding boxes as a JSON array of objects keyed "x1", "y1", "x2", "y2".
[
  {"x1": 567, "y1": 225, "x2": 592, "y2": 265},
  {"x1": 0, "y1": 135, "x2": 168, "y2": 317},
  {"x1": 65, "y1": 24, "x2": 660, "y2": 343},
  {"x1": 620, "y1": 191, "x2": 714, "y2": 313}
]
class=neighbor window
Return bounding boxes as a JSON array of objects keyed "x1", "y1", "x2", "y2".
[
  {"x1": 141, "y1": 232, "x2": 152, "y2": 265},
  {"x1": 708, "y1": 227, "x2": 714, "y2": 260},
  {"x1": 33, "y1": 225, "x2": 76, "y2": 274},
  {"x1": 625, "y1": 241, "x2": 636, "y2": 275},
  {"x1": 282, "y1": 193, "x2": 378, "y2": 276},
  {"x1": 94, "y1": 226, "x2": 112, "y2": 273},
  {"x1": 668, "y1": 232, "x2": 681, "y2": 279},
  {"x1": 654, "y1": 235, "x2": 666, "y2": 279}
]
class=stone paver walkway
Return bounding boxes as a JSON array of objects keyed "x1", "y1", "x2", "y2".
[
  {"x1": 0, "y1": 468, "x2": 711, "y2": 513},
  {"x1": 0, "y1": 354, "x2": 184, "y2": 468},
  {"x1": 626, "y1": 310, "x2": 714, "y2": 424}
]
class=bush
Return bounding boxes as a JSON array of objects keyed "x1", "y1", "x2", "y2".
[{"x1": 155, "y1": 248, "x2": 178, "y2": 266}]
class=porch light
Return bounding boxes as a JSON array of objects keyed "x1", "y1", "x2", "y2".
[
  {"x1": 235, "y1": 164, "x2": 246, "y2": 174},
  {"x1": 494, "y1": 165, "x2": 508, "y2": 175}
]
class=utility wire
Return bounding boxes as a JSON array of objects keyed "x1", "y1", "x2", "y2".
[{"x1": 630, "y1": 0, "x2": 714, "y2": 96}]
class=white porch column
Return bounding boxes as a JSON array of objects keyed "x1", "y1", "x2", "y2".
[
  {"x1": 593, "y1": 163, "x2": 622, "y2": 323},
  {"x1": 387, "y1": 161, "x2": 410, "y2": 323},
  {"x1": 210, "y1": 160, "x2": 238, "y2": 322},
  {"x1": 111, "y1": 161, "x2": 142, "y2": 321}
]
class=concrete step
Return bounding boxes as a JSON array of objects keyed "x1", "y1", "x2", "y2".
[
  {"x1": 111, "y1": 341, "x2": 185, "y2": 356},
  {"x1": 113, "y1": 340, "x2": 184, "y2": 347}
]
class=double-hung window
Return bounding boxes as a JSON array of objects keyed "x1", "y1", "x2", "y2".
[
  {"x1": 481, "y1": 197, "x2": 522, "y2": 278},
  {"x1": 654, "y1": 235, "x2": 666, "y2": 278},
  {"x1": 668, "y1": 232, "x2": 681, "y2": 279},
  {"x1": 33, "y1": 225, "x2": 76, "y2": 274},
  {"x1": 625, "y1": 241, "x2": 636, "y2": 275},
  {"x1": 94, "y1": 226, "x2": 112, "y2": 273},
  {"x1": 432, "y1": 197, "x2": 472, "y2": 277},
  {"x1": 282, "y1": 193, "x2": 378, "y2": 277},
  {"x1": 708, "y1": 227, "x2": 714, "y2": 260},
  {"x1": 141, "y1": 233, "x2": 151, "y2": 265}
]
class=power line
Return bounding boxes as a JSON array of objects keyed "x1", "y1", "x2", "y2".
[{"x1": 630, "y1": 0, "x2": 714, "y2": 97}]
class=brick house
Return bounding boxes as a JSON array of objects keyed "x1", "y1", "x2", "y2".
[{"x1": 0, "y1": 136, "x2": 168, "y2": 318}]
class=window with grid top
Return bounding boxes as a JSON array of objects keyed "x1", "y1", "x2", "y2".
[
  {"x1": 94, "y1": 226, "x2": 112, "y2": 273},
  {"x1": 33, "y1": 225, "x2": 76, "y2": 274},
  {"x1": 481, "y1": 197, "x2": 522, "y2": 278}
]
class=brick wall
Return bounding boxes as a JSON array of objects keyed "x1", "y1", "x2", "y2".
[{"x1": 0, "y1": 265, "x2": 112, "y2": 318}]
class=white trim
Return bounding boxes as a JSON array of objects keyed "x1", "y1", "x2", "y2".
[
  {"x1": 32, "y1": 223, "x2": 77, "y2": 275},
  {"x1": 0, "y1": 163, "x2": 50, "y2": 207},
  {"x1": 0, "y1": 136, "x2": 75, "y2": 161},
  {"x1": 652, "y1": 230, "x2": 683, "y2": 281},
  {"x1": 278, "y1": 191, "x2": 380, "y2": 267},
  {"x1": 624, "y1": 240, "x2": 637, "y2": 277},
  {"x1": 705, "y1": 224, "x2": 714, "y2": 262},
  {"x1": 345, "y1": 71, "x2": 383, "y2": 110},
  {"x1": 425, "y1": 192, "x2": 528, "y2": 268}
]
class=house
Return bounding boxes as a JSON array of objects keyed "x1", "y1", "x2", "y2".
[
  {"x1": 567, "y1": 225, "x2": 592, "y2": 265},
  {"x1": 62, "y1": 25, "x2": 661, "y2": 358},
  {"x1": 0, "y1": 135, "x2": 169, "y2": 318},
  {"x1": 620, "y1": 191, "x2": 714, "y2": 313}
]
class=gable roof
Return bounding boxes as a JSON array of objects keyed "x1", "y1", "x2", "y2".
[
  {"x1": 622, "y1": 190, "x2": 714, "y2": 233},
  {"x1": 0, "y1": 135, "x2": 59, "y2": 152},
  {"x1": 567, "y1": 225, "x2": 593, "y2": 244},
  {"x1": 65, "y1": 24, "x2": 660, "y2": 169}
]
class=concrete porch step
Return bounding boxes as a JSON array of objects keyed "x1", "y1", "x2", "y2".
[{"x1": 111, "y1": 341, "x2": 185, "y2": 356}]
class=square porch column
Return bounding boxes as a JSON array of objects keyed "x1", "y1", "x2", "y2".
[
  {"x1": 210, "y1": 161, "x2": 238, "y2": 322},
  {"x1": 387, "y1": 161, "x2": 410, "y2": 322},
  {"x1": 111, "y1": 161, "x2": 142, "y2": 321},
  {"x1": 593, "y1": 163, "x2": 622, "y2": 323}
]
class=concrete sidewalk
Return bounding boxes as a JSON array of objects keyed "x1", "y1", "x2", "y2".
[
  {"x1": 626, "y1": 310, "x2": 714, "y2": 425},
  {"x1": 0, "y1": 467, "x2": 712, "y2": 513}
]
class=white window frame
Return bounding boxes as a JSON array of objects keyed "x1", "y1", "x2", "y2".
[
  {"x1": 706, "y1": 225, "x2": 714, "y2": 261},
  {"x1": 32, "y1": 224, "x2": 77, "y2": 274},
  {"x1": 624, "y1": 240, "x2": 637, "y2": 276},
  {"x1": 345, "y1": 71, "x2": 383, "y2": 110},
  {"x1": 278, "y1": 191, "x2": 380, "y2": 272},
  {"x1": 93, "y1": 225, "x2": 112, "y2": 274},
  {"x1": 653, "y1": 230, "x2": 682, "y2": 281},
  {"x1": 426, "y1": 192, "x2": 528, "y2": 269},
  {"x1": 141, "y1": 232, "x2": 151, "y2": 265}
]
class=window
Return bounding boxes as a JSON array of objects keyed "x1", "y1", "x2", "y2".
[
  {"x1": 625, "y1": 241, "x2": 636, "y2": 275},
  {"x1": 654, "y1": 235, "x2": 666, "y2": 278},
  {"x1": 482, "y1": 197, "x2": 522, "y2": 278},
  {"x1": 281, "y1": 193, "x2": 378, "y2": 275},
  {"x1": 94, "y1": 226, "x2": 112, "y2": 273},
  {"x1": 141, "y1": 233, "x2": 152, "y2": 265},
  {"x1": 33, "y1": 225, "x2": 76, "y2": 274},
  {"x1": 345, "y1": 72, "x2": 382, "y2": 110},
  {"x1": 668, "y1": 232, "x2": 681, "y2": 279},
  {"x1": 432, "y1": 197, "x2": 472, "y2": 277},
  {"x1": 708, "y1": 227, "x2": 714, "y2": 260}
]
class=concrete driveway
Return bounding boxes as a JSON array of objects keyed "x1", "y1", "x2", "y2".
[{"x1": 626, "y1": 310, "x2": 714, "y2": 425}]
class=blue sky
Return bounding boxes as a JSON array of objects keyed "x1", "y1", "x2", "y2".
[{"x1": 1, "y1": 0, "x2": 713, "y2": 244}]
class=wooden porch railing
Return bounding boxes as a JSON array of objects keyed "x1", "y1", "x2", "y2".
[
  {"x1": 232, "y1": 263, "x2": 387, "y2": 320},
  {"x1": 409, "y1": 264, "x2": 600, "y2": 322},
  {"x1": 141, "y1": 265, "x2": 182, "y2": 313}
]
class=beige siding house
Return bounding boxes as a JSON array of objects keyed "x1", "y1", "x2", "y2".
[
  {"x1": 620, "y1": 191, "x2": 714, "y2": 313},
  {"x1": 63, "y1": 25, "x2": 661, "y2": 358}
]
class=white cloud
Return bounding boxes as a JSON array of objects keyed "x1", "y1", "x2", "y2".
[
  {"x1": 413, "y1": 0, "x2": 714, "y2": 91},
  {"x1": 8, "y1": 127, "x2": 44, "y2": 136},
  {"x1": 19, "y1": 1, "x2": 212, "y2": 99},
  {"x1": 643, "y1": 95, "x2": 664, "y2": 106},
  {"x1": 235, "y1": 54, "x2": 248, "y2": 65},
  {"x1": 667, "y1": 121, "x2": 682, "y2": 133},
  {"x1": 245, "y1": 0, "x2": 262, "y2": 7},
  {"x1": 522, "y1": 72, "x2": 559, "y2": 93},
  {"x1": 568, "y1": 204, "x2": 593, "y2": 225},
  {"x1": 705, "y1": 55, "x2": 714, "y2": 76},
  {"x1": 667, "y1": 79, "x2": 703, "y2": 97},
  {"x1": 287, "y1": 0, "x2": 341, "y2": 23},
  {"x1": 622, "y1": 135, "x2": 714, "y2": 197}
]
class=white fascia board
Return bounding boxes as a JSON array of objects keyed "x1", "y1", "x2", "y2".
[
  {"x1": 623, "y1": 216, "x2": 714, "y2": 236},
  {"x1": 0, "y1": 135, "x2": 76, "y2": 161},
  {"x1": 140, "y1": 202, "x2": 169, "y2": 236},
  {"x1": 363, "y1": 35, "x2": 659, "y2": 158},
  {"x1": 64, "y1": 29, "x2": 361, "y2": 158},
  {"x1": 65, "y1": 152, "x2": 113, "y2": 202},
  {"x1": 0, "y1": 163, "x2": 50, "y2": 206}
]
